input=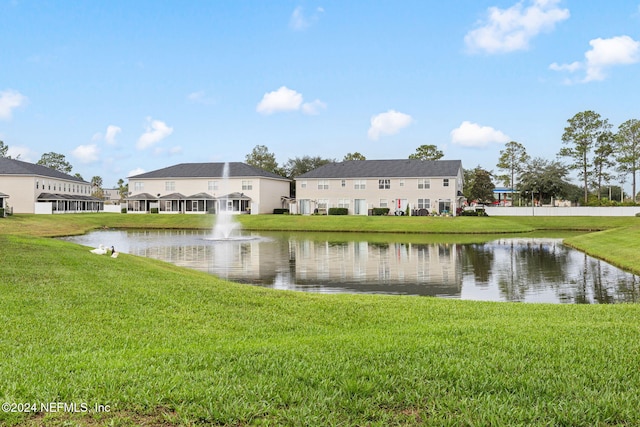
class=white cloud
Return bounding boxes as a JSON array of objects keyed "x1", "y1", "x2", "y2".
[
  {"x1": 136, "y1": 117, "x2": 174, "y2": 150},
  {"x1": 450, "y1": 121, "x2": 510, "y2": 147},
  {"x1": 465, "y1": 0, "x2": 569, "y2": 54},
  {"x1": 105, "y1": 125, "x2": 121, "y2": 145},
  {"x1": 549, "y1": 61, "x2": 581, "y2": 72},
  {"x1": 187, "y1": 90, "x2": 215, "y2": 105},
  {"x1": 301, "y1": 99, "x2": 327, "y2": 115},
  {"x1": 257, "y1": 86, "x2": 326, "y2": 116},
  {"x1": 0, "y1": 89, "x2": 28, "y2": 120},
  {"x1": 290, "y1": 6, "x2": 308, "y2": 31},
  {"x1": 289, "y1": 6, "x2": 323, "y2": 31},
  {"x1": 71, "y1": 144, "x2": 100, "y2": 164},
  {"x1": 6, "y1": 145, "x2": 37, "y2": 162},
  {"x1": 550, "y1": 35, "x2": 640, "y2": 83},
  {"x1": 584, "y1": 35, "x2": 640, "y2": 81},
  {"x1": 127, "y1": 167, "x2": 146, "y2": 178},
  {"x1": 367, "y1": 110, "x2": 414, "y2": 140}
]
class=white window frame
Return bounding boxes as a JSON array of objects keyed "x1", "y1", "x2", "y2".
[
  {"x1": 418, "y1": 198, "x2": 431, "y2": 209},
  {"x1": 378, "y1": 179, "x2": 390, "y2": 189}
]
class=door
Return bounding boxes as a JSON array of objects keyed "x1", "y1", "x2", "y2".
[{"x1": 354, "y1": 199, "x2": 367, "y2": 215}]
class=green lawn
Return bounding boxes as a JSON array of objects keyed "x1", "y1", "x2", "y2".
[{"x1": 2, "y1": 214, "x2": 640, "y2": 426}]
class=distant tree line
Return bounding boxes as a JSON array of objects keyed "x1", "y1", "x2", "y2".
[{"x1": 466, "y1": 110, "x2": 640, "y2": 206}]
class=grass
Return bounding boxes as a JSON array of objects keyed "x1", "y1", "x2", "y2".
[{"x1": 2, "y1": 213, "x2": 640, "y2": 425}]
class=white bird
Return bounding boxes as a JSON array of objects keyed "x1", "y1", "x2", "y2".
[
  {"x1": 90, "y1": 244, "x2": 107, "y2": 255},
  {"x1": 110, "y1": 246, "x2": 118, "y2": 258}
]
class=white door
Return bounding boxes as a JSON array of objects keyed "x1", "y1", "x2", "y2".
[{"x1": 354, "y1": 199, "x2": 367, "y2": 215}]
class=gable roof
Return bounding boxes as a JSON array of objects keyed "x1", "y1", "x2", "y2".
[
  {"x1": 128, "y1": 162, "x2": 289, "y2": 181},
  {"x1": 0, "y1": 157, "x2": 87, "y2": 182},
  {"x1": 296, "y1": 159, "x2": 463, "y2": 179}
]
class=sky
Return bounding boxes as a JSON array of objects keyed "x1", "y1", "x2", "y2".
[{"x1": 1, "y1": 0, "x2": 640, "y2": 189}]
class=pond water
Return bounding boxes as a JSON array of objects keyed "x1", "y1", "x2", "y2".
[{"x1": 60, "y1": 230, "x2": 640, "y2": 304}]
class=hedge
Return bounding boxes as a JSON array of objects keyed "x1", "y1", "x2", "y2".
[
  {"x1": 328, "y1": 207, "x2": 348, "y2": 215},
  {"x1": 371, "y1": 207, "x2": 390, "y2": 216}
]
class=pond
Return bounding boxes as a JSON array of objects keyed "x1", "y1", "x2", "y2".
[{"x1": 60, "y1": 230, "x2": 640, "y2": 304}]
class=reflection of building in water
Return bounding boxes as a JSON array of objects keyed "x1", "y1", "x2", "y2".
[
  {"x1": 126, "y1": 230, "x2": 462, "y2": 297},
  {"x1": 286, "y1": 239, "x2": 462, "y2": 297}
]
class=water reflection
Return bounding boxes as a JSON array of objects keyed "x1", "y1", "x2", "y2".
[{"x1": 61, "y1": 230, "x2": 640, "y2": 304}]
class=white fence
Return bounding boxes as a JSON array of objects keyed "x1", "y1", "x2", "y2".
[{"x1": 485, "y1": 206, "x2": 640, "y2": 217}]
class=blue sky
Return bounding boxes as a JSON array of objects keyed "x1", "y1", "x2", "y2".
[{"x1": 1, "y1": 0, "x2": 640, "y2": 188}]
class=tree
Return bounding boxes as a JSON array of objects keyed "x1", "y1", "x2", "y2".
[
  {"x1": 283, "y1": 155, "x2": 334, "y2": 198},
  {"x1": 343, "y1": 152, "x2": 366, "y2": 161},
  {"x1": 558, "y1": 110, "x2": 612, "y2": 204},
  {"x1": 468, "y1": 166, "x2": 495, "y2": 204},
  {"x1": 117, "y1": 178, "x2": 129, "y2": 201},
  {"x1": 91, "y1": 176, "x2": 104, "y2": 199},
  {"x1": 615, "y1": 119, "x2": 640, "y2": 202},
  {"x1": 408, "y1": 144, "x2": 444, "y2": 160},
  {"x1": 245, "y1": 145, "x2": 282, "y2": 175},
  {"x1": 283, "y1": 155, "x2": 334, "y2": 179},
  {"x1": 496, "y1": 141, "x2": 529, "y2": 190},
  {"x1": 591, "y1": 133, "x2": 615, "y2": 200},
  {"x1": 519, "y1": 157, "x2": 571, "y2": 205},
  {"x1": 0, "y1": 140, "x2": 8, "y2": 158},
  {"x1": 37, "y1": 152, "x2": 73, "y2": 174}
]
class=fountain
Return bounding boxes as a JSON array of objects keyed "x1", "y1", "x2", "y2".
[{"x1": 209, "y1": 162, "x2": 242, "y2": 240}]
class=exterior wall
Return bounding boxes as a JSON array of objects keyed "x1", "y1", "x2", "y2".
[
  {"x1": 0, "y1": 175, "x2": 94, "y2": 214},
  {"x1": 257, "y1": 178, "x2": 290, "y2": 214},
  {"x1": 485, "y1": 206, "x2": 640, "y2": 216},
  {"x1": 128, "y1": 176, "x2": 289, "y2": 214},
  {"x1": 0, "y1": 176, "x2": 36, "y2": 213},
  {"x1": 296, "y1": 176, "x2": 461, "y2": 215}
]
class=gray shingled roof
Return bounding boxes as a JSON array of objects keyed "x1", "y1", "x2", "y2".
[
  {"x1": 128, "y1": 162, "x2": 288, "y2": 180},
  {"x1": 0, "y1": 157, "x2": 88, "y2": 182},
  {"x1": 296, "y1": 159, "x2": 463, "y2": 179}
]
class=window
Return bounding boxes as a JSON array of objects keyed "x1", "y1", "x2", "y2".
[
  {"x1": 443, "y1": 179, "x2": 449, "y2": 187},
  {"x1": 36, "y1": 180, "x2": 39, "y2": 189},
  {"x1": 317, "y1": 180, "x2": 329, "y2": 190},
  {"x1": 341, "y1": 179, "x2": 346, "y2": 188},
  {"x1": 379, "y1": 199, "x2": 388, "y2": 208},
  {"x1": 378, "y1": 179, "x2": 390, "y2": 189},
  {"x1": 208, "y1": 181, "x2": 219, "y2": 191},
  {"x1": 338, "y1": 199, "x2": 350, "y2": 209},
  {"x1": 354, "y1": 180, "x2": 366, "y2": 190},
  {"x1": 300, "y1": 180, "x2": 307, "y2": 189},
  {"x1": 134, "y1": 182, "x2": 144, "y2": 191},
  {"x1": 165, "y1": 181, "x2": 175, "y2": 191},
  {"x1": 242, "y1": 180, "x2": 253, "y2": 190},
  {"x1": 418, "y1": 198, "x2": 431, "y2": 209},
  {"x1": 418, "y1": 179, "x2": 430, "y2": 189},
  {"x1": 399, "y1": 179, "x2": 405, "y2": 187}
]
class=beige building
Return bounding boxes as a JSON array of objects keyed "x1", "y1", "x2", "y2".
[
  {"x1": 295, "y1": 159, "x2": 464, "y2": 215},
  {"x1": 127, "y1": 162, "x2": 291, "y2": 214},
  {"x1": 0, "y1": 157, "x2": 102, "y2": 214}
]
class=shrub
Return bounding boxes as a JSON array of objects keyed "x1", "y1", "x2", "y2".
[
  {"x1": 150, "y1": 208, "x2": 159, "y2": 214},
  {"x1": 121, "y1": 208, "x2": 127, "y2": 214},
  {"x1": 273, "y1": 208, "x2": 290, "y2": 214},
  {"x1": 0, "y1": 208, "x2": 4, "y2": 217},
  {"x1": 328, "y1": 207, "x2": 348, "y2": 215},
  {"x1": 371, "y1": 207, "x2": 390, "y2": 216}
]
